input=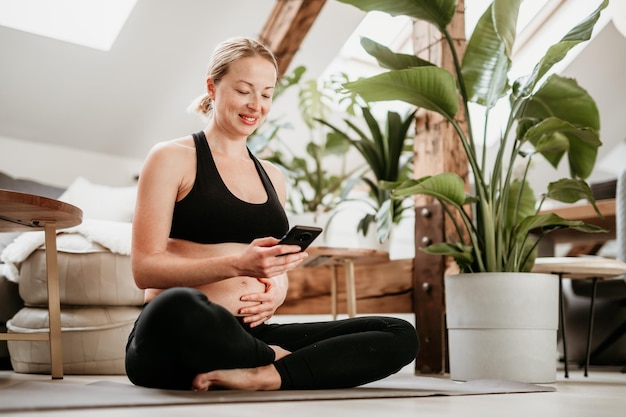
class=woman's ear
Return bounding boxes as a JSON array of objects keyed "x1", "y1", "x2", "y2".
[{"x1": 206, "y1": 78, "x2": 216, "y2": 100}]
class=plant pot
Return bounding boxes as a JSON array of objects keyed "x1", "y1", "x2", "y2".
[
  {"x1": 359, "y1": 225, "x2": 391, "y2": 253},
  {"x1": 445, "y1": 272, "x2": 559, "y2": 383}
]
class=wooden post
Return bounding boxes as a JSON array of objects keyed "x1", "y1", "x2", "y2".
[
  {"x1": 259, "y1": 0, "x2": 327, "y2": 76},
  {"x1": 411, "y1": 0, "x2": 469, "y2": 374}
]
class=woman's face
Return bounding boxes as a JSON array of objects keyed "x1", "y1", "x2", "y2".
[{"x1": 208, "y1": 56, "x2": 277, "y2": 138}]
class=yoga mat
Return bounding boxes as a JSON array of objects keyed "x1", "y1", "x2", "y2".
[{"x1": 0, "y1": 374, "x2": 555, "y2": 413}]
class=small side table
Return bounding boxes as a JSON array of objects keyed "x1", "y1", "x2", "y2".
[
  {"x1": 533, "y1": 257, "x2": 626, "y2": 378},
  {"x1": 303, "y1": 246, "x2": 390, "y2": 319},
  {"x1": 0, "y1": 189, "x2": 82, "y2": 379}
]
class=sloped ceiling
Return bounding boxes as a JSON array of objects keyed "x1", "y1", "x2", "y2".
[
  {"x1": 0, "y1": 0, "x2": 364, "y2": 160},
  {"x1": 1, "y1": 0, "x2": 624, "y2": 182}
]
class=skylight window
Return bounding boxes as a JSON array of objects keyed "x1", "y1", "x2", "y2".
[{"x1": 0, "y1": 0, "x2": 137, "y2": 51}]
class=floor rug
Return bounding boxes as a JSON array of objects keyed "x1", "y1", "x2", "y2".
[{"x1": 0, "y1": 374, "x2": 555, "y2": 413}]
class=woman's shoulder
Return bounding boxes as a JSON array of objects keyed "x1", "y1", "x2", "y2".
[
  {"x1": 146, "y1": 135, "x2": 195, "y2": 162},
  {"x1": 140, "y1": 135, "x2": 197, "y2": 180},
  {"x1": 152, "y1": 134, "x2": 194, "y2": 153},
  {"x1": 138, "y1": 135, "x2": 198, "y2": 200}
]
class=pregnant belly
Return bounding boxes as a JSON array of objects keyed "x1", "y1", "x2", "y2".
[{"x1": 195, "y1": 277, "x2": 266, "y2": 315}]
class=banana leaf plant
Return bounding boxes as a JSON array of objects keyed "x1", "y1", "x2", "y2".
[
  {"x1": 317, "y1": 106, "x2": 416, "y2": 243},
  {"x1": 338, "y1": 0, "x2": 608, "y2": 272}
]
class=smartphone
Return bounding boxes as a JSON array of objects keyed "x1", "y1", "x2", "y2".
[{"x1": 278, "y1": 225, "x2": 323, "y2": 255}]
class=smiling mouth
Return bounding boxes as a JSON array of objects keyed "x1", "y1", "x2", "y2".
[{"x1": 240, "y1": 115, "x2": 257, "y2": 123}]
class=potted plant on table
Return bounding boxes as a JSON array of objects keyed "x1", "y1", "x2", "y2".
[
  {"x1": 338, "y1": 0, "x2": 608, "y2": 382},
  {"x1": 317, "y1": 106, "x2": 416, "y2": 246}
]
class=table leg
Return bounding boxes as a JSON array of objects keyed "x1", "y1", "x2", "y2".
[
  {"x1": 584, "y1": 277, "x2": 598, "y2": 378},
  {"x1": 558, "y1": 273, "x2": 569, "y2": 378},
  {"x1": 43, "y1": 222, "x2": 63, "y2": 379},
  {"x1": 331, "y1": 266, "x2": 338, "y2": 320},
  {"x1": 344, "y1": 260, "x2": 356, "y2": 318}
]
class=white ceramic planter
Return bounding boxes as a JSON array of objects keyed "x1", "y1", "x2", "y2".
[{"x1": 445, "y1": 272, "x2": 559, "y2": 383}]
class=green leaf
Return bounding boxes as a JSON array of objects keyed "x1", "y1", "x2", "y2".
[
  {"x1": 390, "y1": 173, "x2": 467, "y2": 207},
  {"x1": 545, "y1": 179, "x2": 595, "y2": 205},
  {"x1": 524, "y1": 75, "x2": 600, "y2": 130},
  {"x1": 531, "y1": 132, "x2": 569, "y2": 169},
  {"x1": 337, "y1": 0, "x2": 457, "y2": 30},
  {"x1": 385, "y1": 109, "x2": 416, "y2": 180},
  {"x1": 324, "y1": 131, "x2": 352, "y2": 156},
  {"x1": 524, "y1": 0, "x2": 609, "y2": 92},
  {"x1": 493, "y1": 0, "x2": 522, "y2": 58},
  {"x1": 344, "y1": 67, "x2": 459, "y2": 119},
  {"x1": 361, "y1": 107, "x2": 385, "y2": 162},
  {"x1": 274, "y1": 65, "x2": 306, "y2": 100},
  {"x1": 515, "y1": 213, "x2": 605, "y2": 244},
  {"x1": 461, "y1": 2, "x2": 512, "y2": 107},
  {"x1": 523, "y1": 117, "x2": 600, "y2": 147},
  {"x1": 360, "y1": 37, "x2": 434, "y2": 70},
  {"x1": 522, "y1": 75, "x2": 600, "y2": 179},
  {"x1": 298, "y1": 79, "x2": 333, "y2": 129},
  {"x1": 375, "y1": 199, "x2": 393, "y2": 242},
  {"x1": 522, "y1": 117, "x2": 600, "y2": 173},
  {"x1": 422, "y1": 242, "x2": 474, "y2": 270},
  {"x1": 531, "y1": 130, "x2": 570, "y2": 154},
  {"x1": 505, "y1": 179, "x2": 536, "y2": 227},
  {"x1": 566, "y1": 135, "x2": 598, "y2": 180}
]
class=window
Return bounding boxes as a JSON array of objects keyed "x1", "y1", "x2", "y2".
[{"x1": 0, "y1": 0, "x2": 137, "y2": 51}]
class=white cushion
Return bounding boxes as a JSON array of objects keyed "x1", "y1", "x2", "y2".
[{"x1": 58, "y1": 177, "x2": 137, "y2": 223}]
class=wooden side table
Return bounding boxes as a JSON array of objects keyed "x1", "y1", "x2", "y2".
[
  {"x1": 0, "y1": 189, "x2": 82, "y2": 379},
  {"x1": 303, "y1": 246, "x2": 390, "y2": 318}
]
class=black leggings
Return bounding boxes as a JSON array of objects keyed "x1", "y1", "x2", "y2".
[{"x1": 125, "y1": 287, "x2": 419, "y2": 390}]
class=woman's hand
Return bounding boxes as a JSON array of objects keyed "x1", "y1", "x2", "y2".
[
  {"x1": 239, "y1": 274, "x2": 289, "y2": 327},
  {"x1": 235, "y1": 237, "x2": 307, "y2": 279}
]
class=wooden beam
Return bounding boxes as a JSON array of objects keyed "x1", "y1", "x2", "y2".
[
  {"x1": 411, "y1": 0, "x2": 469, "y2": 375},
  {"x1": 259, "y1": 0, "x2": 327, "y2": 76}
]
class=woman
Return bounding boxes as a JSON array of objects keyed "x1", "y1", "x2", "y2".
[{"x1": 125, "y1": 37, "x2": 419, "y2": 391}]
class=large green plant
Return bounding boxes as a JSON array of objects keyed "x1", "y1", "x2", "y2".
[
  {"x1": 317, "y1": 106, "x2": 416, "y2": 242},
  {"x1": 338, "y1": 0, "x2": 608, "y2": 273}
]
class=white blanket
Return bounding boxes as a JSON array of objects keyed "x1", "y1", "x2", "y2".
[{"x1": 0, "y1": 219, "x2": 132, "y2": 283}]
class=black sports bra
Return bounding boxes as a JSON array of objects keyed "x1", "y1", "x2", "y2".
[{"x1": 169, "y1": 131, "x2": 289, "y2": 243}]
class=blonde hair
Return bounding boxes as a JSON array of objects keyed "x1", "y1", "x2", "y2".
[{"x1": 189, "y1": 37, "x2": 278, "y2": 118}]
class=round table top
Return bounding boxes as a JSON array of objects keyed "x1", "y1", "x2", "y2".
[
  {"x1": 533, "y1": 256, "x2": 626, "y2": 279},
  {"x1": 302, "y1": 246, "x2": 390, "y2": 268},
  {"x1": 0, "y1": 189, "x2": 83, "y2": 232}
]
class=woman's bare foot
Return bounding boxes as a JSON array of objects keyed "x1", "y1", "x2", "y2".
[{"x1": 192, "y1": 364, "x2": 281, "y2": 391}]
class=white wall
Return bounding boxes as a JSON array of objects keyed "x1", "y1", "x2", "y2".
[{"x1": 0, "y1": 135, "x2": 143, "y2": 187}]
